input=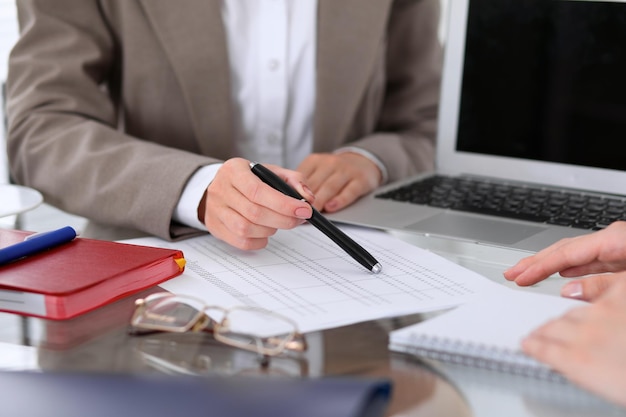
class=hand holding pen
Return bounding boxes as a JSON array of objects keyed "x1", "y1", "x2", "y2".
[
  {"x1": 200, "y1": 158, "x2": 316, "y2": 250},
  {"x1": 250, "y1": 162, "x2": 382, "y2": 274}
]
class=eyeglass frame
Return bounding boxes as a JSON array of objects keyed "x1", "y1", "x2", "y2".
[{"x1": 129, "y1": 292, "x2": 308, "y2": 360}]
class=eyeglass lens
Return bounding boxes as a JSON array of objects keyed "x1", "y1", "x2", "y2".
[{"x1": 134, "y1": 295, "x2": 206, "y2": 331}]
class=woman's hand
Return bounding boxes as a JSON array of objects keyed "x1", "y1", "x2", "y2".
[
  {"x1": 200, "y1": 158, "x2": 315, "y2": 250},
  {"x1": 504, "y1": 221, "x2": 626, "y2": 300},
  {"x1": 296, "y1": 152, "x2": 382, "y2": 212},
  {"x1": 522, "y1": 278, "x2": 626, "y2": 407}
]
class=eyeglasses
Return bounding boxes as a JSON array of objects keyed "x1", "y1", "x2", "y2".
[{"x1": 129, "y1": 292, "x2": 307, "y2": 361}]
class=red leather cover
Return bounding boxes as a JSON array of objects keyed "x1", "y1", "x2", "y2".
[{"x1": 0, "y1": 229, "x2": 184, "y2": 319}]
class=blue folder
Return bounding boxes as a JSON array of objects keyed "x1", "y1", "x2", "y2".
[{"x1": 0, "y1": 371, "x2": 392, "y2": 417}]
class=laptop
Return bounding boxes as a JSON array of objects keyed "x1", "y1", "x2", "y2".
[{"x1": 329, "y1": 0, "x2": 626, "y2": 252}]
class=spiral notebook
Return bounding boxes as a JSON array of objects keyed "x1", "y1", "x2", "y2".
[{"x1": 389, "y1": 290, "x2": 584, "y2": 380}]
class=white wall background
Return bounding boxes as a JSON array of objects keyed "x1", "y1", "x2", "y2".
[
  {"x1": 0, "y1": 0, "x2": 17, "y2": 81},
  {"x1": 0, "y1": 0, "x2": 18, "y2": 185},
  {"x1": 440, "y1": 0, "x2": 449, "y2": 43}
]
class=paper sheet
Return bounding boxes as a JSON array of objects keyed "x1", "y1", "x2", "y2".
[
  {"x1": 125, "y1": 225, "x2": 508, "y2": 333},
  {"x1": 391, "y1": 290, "x2": 583, "y2": 351}
]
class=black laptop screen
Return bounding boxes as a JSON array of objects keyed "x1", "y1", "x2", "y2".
[{"x1": 456, "y1": 0, "x2": 626, "y2": 171}]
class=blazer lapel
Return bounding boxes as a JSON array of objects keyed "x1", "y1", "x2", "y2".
[
  {"x1": 315, "y1": 0, "x2": 392, "y2": 151},
  {"x1": 138, "y1": 0, "x2": 235, "y2": 158}
]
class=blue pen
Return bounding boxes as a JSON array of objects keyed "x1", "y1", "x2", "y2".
[{"x1": 0, "y1": 226, "x2": 77, "y2": 265}]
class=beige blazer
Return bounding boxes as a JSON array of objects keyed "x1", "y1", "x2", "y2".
[{"x1": 7, "y1": 0, "x2": 442, "y2": 240}]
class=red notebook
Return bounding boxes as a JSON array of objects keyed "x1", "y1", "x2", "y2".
[{"x1": 0, "y1": 229, "x2": 185, "y2": 320}]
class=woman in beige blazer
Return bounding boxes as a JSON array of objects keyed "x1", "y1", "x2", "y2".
[{"x1": 7, "y1": 0, "x2": 442, "y2": 246}]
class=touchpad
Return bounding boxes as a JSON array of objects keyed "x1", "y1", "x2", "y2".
[{"x1": 406, "y1": 212, "x2": 546, "y2": 245}]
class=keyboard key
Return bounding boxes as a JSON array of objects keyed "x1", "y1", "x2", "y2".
[{"x1": 375, "y1": 175, "x2": 626, "y2": 231}]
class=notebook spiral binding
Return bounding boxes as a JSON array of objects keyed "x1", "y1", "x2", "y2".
[{"x1": 393, "y1": 335, "x2": 566, "y2": 383}]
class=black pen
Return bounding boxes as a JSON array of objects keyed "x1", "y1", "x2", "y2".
[{"x1": 249, "y1": 162, "x2": 382, "y2": 274}]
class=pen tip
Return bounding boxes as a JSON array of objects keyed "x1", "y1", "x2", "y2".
[{"x1": 371, "y1": 263, "x2": 382, "y2": 274}]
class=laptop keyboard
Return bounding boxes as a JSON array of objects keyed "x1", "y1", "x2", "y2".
[{"x1": 376, "y1": 175, "x2": 626, "y2": 230}]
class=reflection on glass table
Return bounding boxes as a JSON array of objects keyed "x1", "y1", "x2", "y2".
[
  {"x1": 133, "y1": 334, "x2": 309, "y2": 377},
  {"x1": 431, "y1": 360, "x2": 626, "y2": 417},
  {"x1": 0, "y1": 341, "x2": 39, "y2": 371},
  {"x1": 0, "y1": 184, "x2": 43, "y2": 217}
]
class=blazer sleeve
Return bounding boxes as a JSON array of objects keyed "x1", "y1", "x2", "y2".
[
  {"x1": 6, "y1": 0, "x2": 214, "y2": 240},
  {"x1": 349, "y1": 0, "x2": 443, "y2": 183}
]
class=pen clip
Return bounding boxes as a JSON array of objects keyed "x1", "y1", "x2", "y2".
[
  {"x1": 24, "y1": 231, "x2": 51, "y2": 241},
  {"x1": 24, "y1": 227, "x2": 79, "y2": 241}
]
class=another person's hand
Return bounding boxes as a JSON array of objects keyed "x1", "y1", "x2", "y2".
[
  {"x1": 522, "y1": 278, "x2": 626, "y2": 408},
  {"x1": 200, "y1": 158, "x2": 315, "y2": 250},
  {"x1": 504, "y1": 221, "x2": 626, "y2": 301},
  {"x1": 296, "y1": 152, "x2": 382, "y2": 212}
]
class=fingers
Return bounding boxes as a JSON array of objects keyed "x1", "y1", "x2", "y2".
[
  {"x1": 297, "y1": 154, "x2": 344, "y2": 210},
  {"x1": 522, "y1": 312, "x2": 580, "y2": 362},
  {"x1": 503, "y1": 232, "x2": 609, "y2": 286},
  {"x1": 595, "y1": 275, "x2": 626, "y2": 304},
  {"x1": 521, "y1": 315, "x2": 589, "y2": 386},
  {"x1": 325, "y1": 180, "x2": 369, "y2": 213},
  {"x1": 503, "y1": 238, "x2": 583, "y2": 285},
  {"x1": 560, "y1": 273, "x2": 626, "y2": 301},
  {"x1": 521, "y1": 303, "x2": 598, "y2": 377},
  {"x1": 297, "y1": 152, "x2": 382, "y2": 212},
  {"x1": 523, "y1": 281, "x2": 625, "y2": 363},
  {"x1": 205, "y1": 207, "x2": 276, "y2": 250},
  {"x1": 523, "y1": 292, "x2": 626, "y2": 407},
  {"x1": 202, "y1": 158, "x2": 313, "y2": 250},
  {"x1": 308, "y1": 168, "x2": 350, "y2": 212},
  {"x1": 262, "y1": 163, "x2": 316, "y2": 205}
]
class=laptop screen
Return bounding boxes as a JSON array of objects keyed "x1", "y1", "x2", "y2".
[{"x1": 456, "y1": 0, "x2": 626, "y2": 172}]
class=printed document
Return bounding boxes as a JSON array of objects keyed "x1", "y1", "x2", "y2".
[{"x1": 125, "y1": 225, "x2": 508, "y2": 332}]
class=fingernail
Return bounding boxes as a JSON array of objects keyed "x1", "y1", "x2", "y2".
[
  {"x1": 502, "y1": 267, "x2": 518, "y2": 281},
  {"x1": 294, "y1": 207, "x2": 311, "y2": 219},
  {"x1": 301, "y1": 184, "x2": 315, "y2": 199},
  {"x1": 325, "y1": 200, "x2": 338, "y2": 211},
  {"x1": 561, "y1": 281, "x2": 583, "y2": 299},
  {"x1": 520, "y1": 337, "x2": 536, "y2": 354}
]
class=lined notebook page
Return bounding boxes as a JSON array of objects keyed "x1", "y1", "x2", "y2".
[{"x1": 389, "y1": 289, "x2": 584, "y2": 379}]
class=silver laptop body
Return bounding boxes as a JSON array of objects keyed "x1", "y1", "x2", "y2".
[{"x1": 329, "y1": 0, "x2": 626, "y2": 252}]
